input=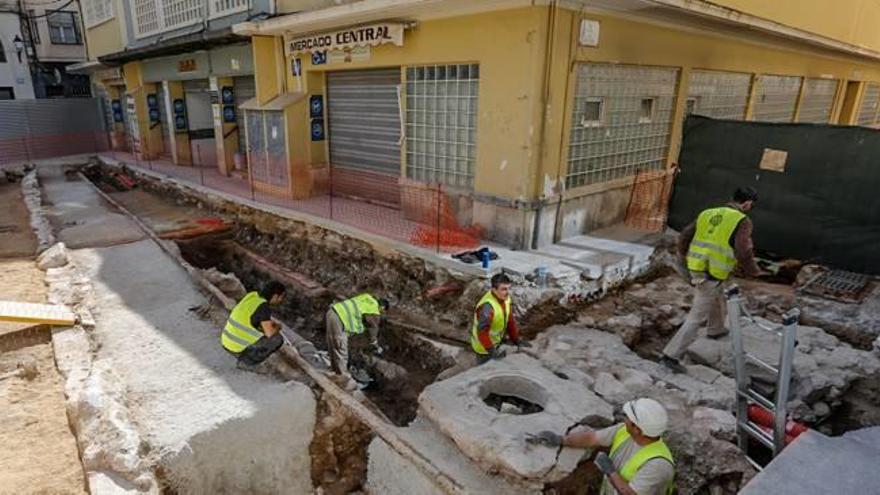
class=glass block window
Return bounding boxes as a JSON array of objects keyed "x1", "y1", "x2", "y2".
[
  {"x1": 798, "y1": 78, "x2": 838, "y2": 124},
  {"x1": 687, "y1": 70, "x2": 752, "y2": 120},
  {"x1": 82, "y1": 0, "x2": 114, "y2": 27},
  {"x1": 753, "y1": 75, "x2": 802, "y2": 122},
  {"x1": 857, "y1": 83, "x2": 880, "y2": 126},
  {"x1": 566, "y1": 63, "x2": 679, "y2": 188},
  {"x1": 405, "y1": 64, "x2": 479, "y2": 189}
]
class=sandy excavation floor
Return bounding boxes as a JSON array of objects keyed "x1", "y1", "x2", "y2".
[
  {"x1": 0, "y1": 180, "x2": 87, "y2": 494},
  {"x1": 0, "y1": 260, "x2": 87, "y2": 494}
]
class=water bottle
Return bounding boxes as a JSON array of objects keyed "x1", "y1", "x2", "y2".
[
  {"x1": 481, "y1": 250, "x2": 490, "y2": 269},
  {"x1": 536, "y1": 266, "x2": 547, "y2": 288}
]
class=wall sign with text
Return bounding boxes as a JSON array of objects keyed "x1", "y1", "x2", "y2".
[{"x1": 287, "y1": 22, "x2": 404, "y2": 56}]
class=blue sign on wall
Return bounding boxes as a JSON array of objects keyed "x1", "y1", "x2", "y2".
[
  {"x1": 148, "y1": 108, "x2": 160, "y2": 123},
  {"x1": 111, "y1": 99, "x2": 123, "y2": 122},
  {"x1": 221, "y1": 86, "x2": 234, "y2": 105},
  {"x1": 310, "y1": 118, "x2": 325, "y2": 141},
  {"x1": 174, "y1": 115, "x2": 187, "y2": 131},
  {"x1": 173, "y1": 98, "x2": 186, "y2": 115},
  {"x1": 146, "y1": 94, "x2": 158, "y2": 109},
  {"x1": 312, "y1": 51, "x2": 327, "y2": 66},
  {"x1": 309, "y1": 95, "x2": 324, "y2": 118},
  {"x1": 222, "y1": 105, "x2": 236, "y2": 123}
]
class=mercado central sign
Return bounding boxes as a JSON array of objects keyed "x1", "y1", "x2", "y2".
[{"x1": 287, "y1": 23, "x2": 405, "y2": 55}]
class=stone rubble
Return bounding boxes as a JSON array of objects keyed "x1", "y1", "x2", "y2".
[{"x1": 531, "y1": 325, "x2": 755, "y2": 493}]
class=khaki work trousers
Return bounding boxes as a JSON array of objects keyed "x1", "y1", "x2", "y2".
[
  {"x1": 662, "y1": 278, "x2": 727, "y2": 360},
  {"x1": 325, "y1": 309, "x2": 351, "y2": 380}
]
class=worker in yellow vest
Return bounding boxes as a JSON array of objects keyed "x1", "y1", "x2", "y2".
[
  {"x1": 325, "y1": 293, "x2": 389, "y2": 390},
  {"x1": 436, "y1": 273, "x2": 531, "y2": 382},
  {"x1": 222, "y1": 281, "x2": 287, "y2": 371},
  {"x1": 660, "y1": 186, "x2": 763, "y2": 373},
  {"x1": 527, "y1": 398, "x2": 675, "y2": 495},
  {"x1": 470, "y1": 272, "x2": 529, "y2": 362}
]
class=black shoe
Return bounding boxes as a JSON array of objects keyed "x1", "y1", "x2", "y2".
[
  {"x1": 660, "y1": 355, "x2": 687, "y2": 374},
  {"x1": 706, "y1": 329, "x2": 729, "y2": 340},
  {"x1": 236, "y1": 360, "x2": 259, "y2": 372}
]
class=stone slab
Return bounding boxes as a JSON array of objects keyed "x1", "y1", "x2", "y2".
[
  {"x1": 740, "y1": 428, "x2": 880, "y2": 494},
  {"x1": 366, "y1": 416, "x2": 535, "y2": 495},
  {"x1": 418, "y1": 352, "x2": 613, "y2": 481}
]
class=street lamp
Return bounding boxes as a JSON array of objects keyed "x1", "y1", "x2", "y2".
[{"x1": 12, "y1": 35, "x2": 24, "y2": 63}]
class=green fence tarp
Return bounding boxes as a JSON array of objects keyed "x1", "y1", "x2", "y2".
[{"x1": 669, "y1": 115, "x2": 880, "y2": 275}]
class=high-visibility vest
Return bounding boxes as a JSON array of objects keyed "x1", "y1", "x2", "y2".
[
  {"x1": 470, "y1": 291, "x2": 511, "y2": 355},
  {"x1": 604, "y1": 425, "x2": 675, "y2": 495},
  {"x1": 332, "y1": 294, "x2": 381, "y2": 335},
  {"x1": 685, "y1": 206, "x2": 746, "y2": 281},
  {"x1": 222, "y1": 292, "x2": 267, "y2": 353}
]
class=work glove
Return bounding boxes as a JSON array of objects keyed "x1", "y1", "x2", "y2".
[
  {"x1": 369, "y1": 341, "x2": 384, "y2": 356},
  {"x1": 593, "y1": 452, "x2": 616, "y2": 476},
  {"x1": 525, "y1": 431, "x2": 563, "y2": 447},
  {"x1": 488, "y1": 346, "x2": 507, "y2": 360}
]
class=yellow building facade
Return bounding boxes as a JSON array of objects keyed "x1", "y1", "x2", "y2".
[{"x1": 99, "y1": 0, "x2": 880, "y2": 248}]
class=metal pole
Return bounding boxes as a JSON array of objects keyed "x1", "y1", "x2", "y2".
[
  {"x1": 329, "y1": 161, "x2": 334, "y2": 220},
  {"x1": 773, "y1": 308, "x2": 800, "y2": 456},
  {"x1": 436, "y1": 183, "x2": 442, "y2": 254},
  {"x1": 726, "y1": 285, "x2": 749, "y2": 453},
  {"x1": 197, "y1": 145, "x2": 204, "y2": 186}
]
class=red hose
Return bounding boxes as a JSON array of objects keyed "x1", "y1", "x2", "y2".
[{"x1": 747, "y1": 404, "x2": 810, "y2": 444}]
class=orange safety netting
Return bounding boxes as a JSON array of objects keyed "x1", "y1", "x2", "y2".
[
  {"x1": 624, "y1": 168, "x2": 675, "y2": 233},
  {"x1": 403, "y1": 181, "x2": 484, "y2": 252}
]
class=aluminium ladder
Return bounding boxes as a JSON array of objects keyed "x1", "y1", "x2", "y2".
[{"x1": 725, "y1": 285, "x2": 800, "y2": 469}]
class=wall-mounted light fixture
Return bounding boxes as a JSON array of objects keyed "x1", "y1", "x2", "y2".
[{"x1": 12, "y1": 35, "x2": 24, "y2": 63}]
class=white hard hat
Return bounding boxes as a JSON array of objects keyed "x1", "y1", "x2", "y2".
[{"x1": 623, "y1": 398, "x2": 668, "y2": 437}]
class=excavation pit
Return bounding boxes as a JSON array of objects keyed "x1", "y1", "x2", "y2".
[{"x1": 175, "y1": 235, "x2": 455, "y2": 426}]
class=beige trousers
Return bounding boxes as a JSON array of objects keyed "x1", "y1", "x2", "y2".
[
  {"x1": 662, "y1": 278, "x2": 727, "y2": 360},
  {"x1": 325, "y1": 309, "x2": 351, "y2": 380}
]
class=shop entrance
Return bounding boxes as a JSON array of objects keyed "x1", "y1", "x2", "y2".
[
  {"x1": 326, "y1": 68, "x2": 402, "y2": 206},
  {"x1": 183, "y1": 79, "x2": 216, "y2": 166}
]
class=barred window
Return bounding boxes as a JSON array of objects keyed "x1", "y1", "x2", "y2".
[
  {"x1": 566, "y1": 63, "x2": 679, "y2": 188},
  {"x1": 405, "y1": 64, "x2": 479, "y2": 189},
  {"x1": 209, "y1": 0, "x2": 248, "y2": 18},
  {"x1": 857, "y1": 82, "x2": 880, "y2": 127},
  {"x1": 687, "y1": 70, "x2": 752, "y2": 120},
  {"x1": 753, "y1": 75, "x2": 802, "y2": 123},
  {"x1": 798, "y1": 78, "x2": 838, "y2": 124},
  {"x1": 48, "y1": 12, "x2": 82, "y2": 45}
]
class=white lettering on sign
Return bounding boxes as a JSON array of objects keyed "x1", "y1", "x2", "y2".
[{"x1": 286, "y1": 22, "x2": 404, "y2": 56}]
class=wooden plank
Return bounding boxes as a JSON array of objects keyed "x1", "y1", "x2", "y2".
[{"x1": 0, "y1": 301, "x2": 76, "y2": 326}]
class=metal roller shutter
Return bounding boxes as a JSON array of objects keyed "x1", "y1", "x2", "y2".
[
  {"x1": 233, "y1": 75, "x2": 255, "y2": 153},
  {"x1": 327, "y1": 68, "x2": 401, "y2": 175}
]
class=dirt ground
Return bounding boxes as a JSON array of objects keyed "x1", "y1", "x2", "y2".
[
  {"x1": 0, "y1": 265, "x2": 86, "y2": 494},
  {"x1": 0, "y1": 181, "x2": 37, "y2": 258}
]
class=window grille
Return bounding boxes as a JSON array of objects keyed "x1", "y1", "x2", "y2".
[
  {"x1": 687, "y1": 70, "x2": 752, "y2": 120},
  {"x1": 857, "y1": 82, "x2": 880, "y2": 126},
  {"x1": 405, "y1": 64, "x2": 479, "y2": 189},
  {"x1": 753, "y1": 75, "x2": 802, "y2": 123},
  {"x1": 209, "y1": 0, "x2": 248, "y2": 18},
  {"x1": 566, "y1": 63, "x2": 679, "y2": 188},
  {"x1": 798, "y1": 78, "x2": 838, "y2": 124}
]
